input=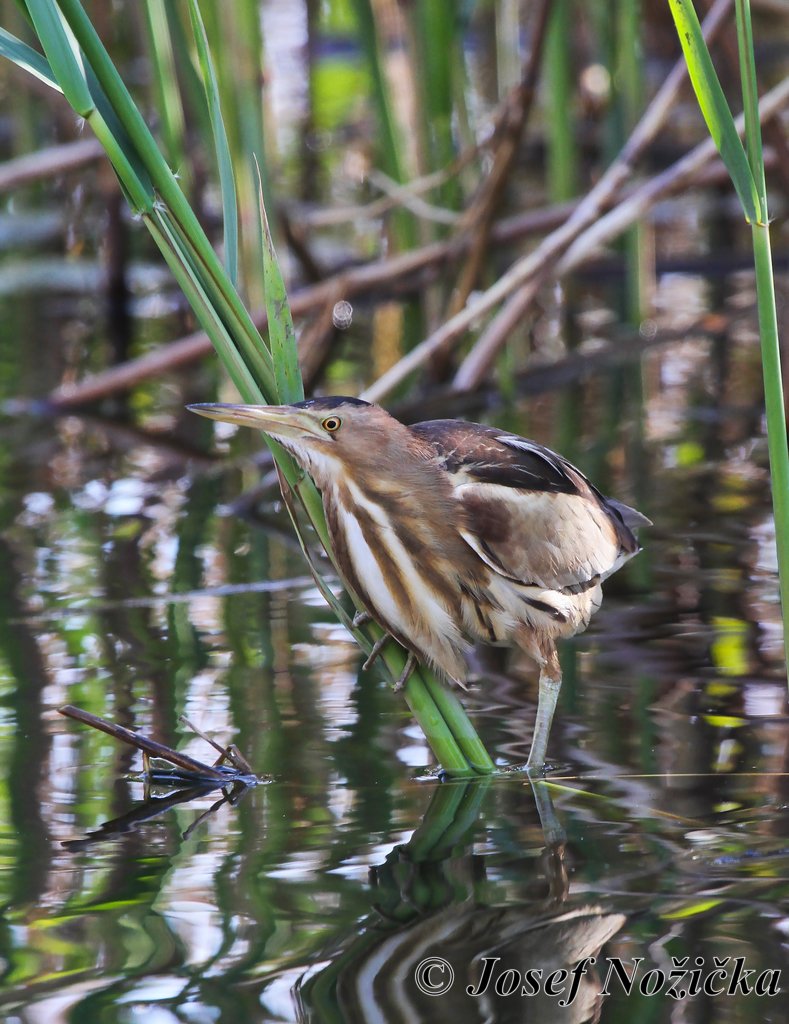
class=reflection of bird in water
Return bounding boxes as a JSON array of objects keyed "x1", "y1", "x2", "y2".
[
  {"x1": 190, "y1": 397, "x2": 649, "y2": 767},
  {"x1": 345, "y1": 902, "x2": 625, "y2": 1023},
  {"x1": 290, "y1": 777, "x2": 626, "y2": 1023},
  {"x1": 297, "y1": 830, "x2": 624, "y2": 1023}
]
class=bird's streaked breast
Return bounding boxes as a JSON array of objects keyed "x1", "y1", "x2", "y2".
[{"x1": 324, "y1": 478, "x2": 469, "y2": 679}]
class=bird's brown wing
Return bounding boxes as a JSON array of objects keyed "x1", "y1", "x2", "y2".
[{"x1": 410, "y1": 420, "x2": 644, "y2": 594}]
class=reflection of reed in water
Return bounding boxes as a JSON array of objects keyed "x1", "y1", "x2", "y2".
[{"x1": 295, "y1": 781, "x2": 625, "y2": 1023}]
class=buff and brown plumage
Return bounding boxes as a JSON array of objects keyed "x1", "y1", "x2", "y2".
[{"x1": 189, "y1": 397, "x2": 648, "y2": 767}]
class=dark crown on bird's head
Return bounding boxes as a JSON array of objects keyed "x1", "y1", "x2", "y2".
[{"x1": 292, "y1": 396, "x2": 371, "y2": 411}]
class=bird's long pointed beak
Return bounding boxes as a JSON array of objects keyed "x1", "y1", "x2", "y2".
[{"x1": 187, "y1": 403, "x2": 319, "y2": 440}]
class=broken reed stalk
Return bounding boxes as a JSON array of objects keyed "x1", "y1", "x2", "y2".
[
  {"x1": 0, "y1": 137, "x2": 103, "y2": 192},
  {"x1": 58, "y1": 704, "x2": 242, "y2": 783}
]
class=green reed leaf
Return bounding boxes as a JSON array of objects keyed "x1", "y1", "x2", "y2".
[
  {"x1": 186, "y1": 0, "x2": 238, "y2": 285},
  {"x1": 0, "y1": 26, "x2": 59, "y2": 89},
  {"x1": 668, "y1": 0, "x2": 761, "y2": 223},
  {"x1": 26, "y1": 0, "x2": 92, "y2": 114},
  {"x1": 142, "y1": 0, "x2": 188, "y2": 182},
  {"x1": 256, "y1": 160, "x2": 303, "y2": 405}
]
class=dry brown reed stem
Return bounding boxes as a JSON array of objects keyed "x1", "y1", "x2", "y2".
[
  {"x1": 364, "y1": 0, "x2": 734, "y2": 401},
  {"x1": 447, "y1": 0, "x2": 551, "y2": 317},
  {"x1": 297, "y1": 287, "x2": 348, "y2": 389},
  {"x1": 0, "y1": 137, "x2": 103, "y2": 192},
  {"x1": 367, "y1": 169, "x2": 461, "y2": 225},
  {"x1": 292, "y1": 9, "x2": 553, "y2": 239},
  {"x1": 454, "y1": 71, "x2": 789, "y2": 390},
  {"x1": 45, "y1": 240, "x2": 446, "y2": 406},
  {"x1": 59, "y1": 704, "x2": 233, "y2": 782},
  {"x1": 44, "y1": 148, "x2": 767, "y2": 410},
  {"x1": 45, "y1": 215, "x2": 547, "y2": 408},
  {"x1": 299, "y1": 149, "x2": 481, "y2": 229}
]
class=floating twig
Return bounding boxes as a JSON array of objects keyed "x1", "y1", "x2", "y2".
[
  {"x1": 59, "y1": 704, "x2": 257, "y2": 786},
  {"x1": 61, "y1": 778, "x2": 253, "y2": 849}
]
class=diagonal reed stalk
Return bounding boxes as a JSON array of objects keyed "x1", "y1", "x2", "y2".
[
  {"x1": 1, "y1": 0, "x2": 494, "y2": 777},
  {"x1": 668, "y1": 0, "x2": 789, "y2": 683}
]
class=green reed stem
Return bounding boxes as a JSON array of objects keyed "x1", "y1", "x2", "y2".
[
  {"x1": 670, "y1": 0, "x2": 789, "y2": 679},
  {"x1": 545, "y1": 0, "x2": 577, "y2": 202},
  {"x1": 403, "y1": 677, "x2": 478, "y2": 777},
  {"x1": 735, "y1": 0, "x2": 789, "y2": 676},
  {"x1": 142, "y1": 0, "x2": 188, "y2": 188},
  {"x1": 423, "y1": 677, "x2": 495, "y2": 774}
]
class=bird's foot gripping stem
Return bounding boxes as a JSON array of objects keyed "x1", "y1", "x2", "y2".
[
  {"x1": 361, "y1": 634, "x2": 416, "y2": 692},
  {"x1": 392, "y1": 652, "x2": 416, "y2": 692},
  {"x1": 362, "y1": 633, "x2": 390, "y2": 671},
  {"x1": 353, "y1": 610, "x2": 372, "y2": 629}
]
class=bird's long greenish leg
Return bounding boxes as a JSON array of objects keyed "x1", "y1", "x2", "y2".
[
  {"x1": 528, "y1": 777, "x2": 566, "y2": 846},
  {"x1": 527, "y1": 671, "x2": 562, "y2": 769}
]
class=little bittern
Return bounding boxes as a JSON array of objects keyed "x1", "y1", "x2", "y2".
[{"x1": 190, "y1": 397, "x2": 649, "y2": 768}]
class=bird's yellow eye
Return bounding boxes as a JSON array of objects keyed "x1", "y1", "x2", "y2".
[{"x1": 322, "y1": 416, "x2": 342, "y2": 433}]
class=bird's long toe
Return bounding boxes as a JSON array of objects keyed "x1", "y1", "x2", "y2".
[
  {"x1": 392, "y1": 652, "x2": 417, "y2": 691},
  {"x1": 362, "y1": 633, "x2": 390, "y2": 671}
]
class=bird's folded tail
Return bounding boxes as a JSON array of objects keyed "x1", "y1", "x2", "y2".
[{"x1": 607, "y1": 499, "x2": 652, "y2": 530}]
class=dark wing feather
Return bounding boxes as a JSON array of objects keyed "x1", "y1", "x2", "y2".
[
  {"x1": 411, "y1": 420, "x2": 577, "y2": 493},
  {"x1": 410, "y1": 420, "x2": 646, "y2": 593}
]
